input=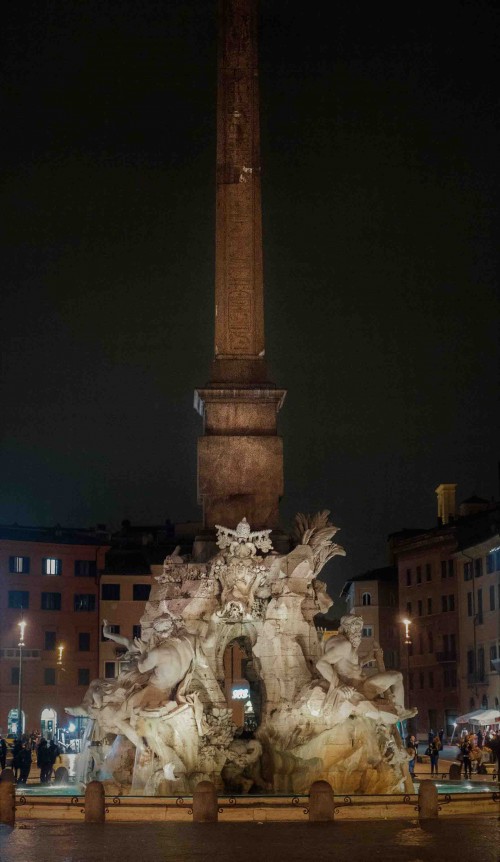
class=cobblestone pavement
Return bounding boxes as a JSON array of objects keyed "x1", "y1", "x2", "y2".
[{"x1": 1, "y1": 817, "x2": 499, "y2": 862}]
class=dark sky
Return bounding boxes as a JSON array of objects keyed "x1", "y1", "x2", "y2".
[{"x1": 2, "y1": 0, "x2": 499, "y2": 606}]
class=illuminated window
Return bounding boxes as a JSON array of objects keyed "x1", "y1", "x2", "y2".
[
  {"x1": 43, "y1": 558, "x2": 62, "y2": 576},
  {"x1": 9, "y1": 556, "x2": 30, "y2": 574}
]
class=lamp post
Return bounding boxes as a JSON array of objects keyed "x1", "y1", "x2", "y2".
[
  {"x1": 402, "y1": 618, "x2": 412, "y2": 711},
  {"x1": 17, "y1": 619, "x2": 26, "y2": 738},
  {"x1": 57, "y1": 644, "x2": 64, "y2": 666}
]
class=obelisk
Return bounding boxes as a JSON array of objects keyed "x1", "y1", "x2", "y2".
[{"x1": 195, "y1": 0, "x2": 286, "y2": 532}]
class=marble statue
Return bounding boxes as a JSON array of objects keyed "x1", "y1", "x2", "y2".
[{"x1": 67, "y1": 514, "x2": 416, "y2": 795}]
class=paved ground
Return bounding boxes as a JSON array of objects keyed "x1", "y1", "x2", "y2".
[{"x1": 1, "y1": 817, "x2": 499, "y2": 862}]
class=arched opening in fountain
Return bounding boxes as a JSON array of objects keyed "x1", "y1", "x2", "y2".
[{"x1": 222, "y1": 635, "x2": 262, "y2": 736}]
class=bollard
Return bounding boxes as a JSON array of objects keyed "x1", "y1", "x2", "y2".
[
  {"x1": 418, "y1": 779, "x2": 438, "y2": 820},
  {"x1": 448, "y1": 763, "x2": 461, "y2": 781},
  {"x1": 85, "y1": 780, "x2": 105, "y2": 823},
  {"x1": 0, "y1": 768, "x2": 15, "y2": 784},
  {"x1": 309, "y1": 780, "x2": 334, "y2": 822},
  {"x1": 0, "y1": 779, "x2": 15, "y2": 826},
  {"x1": 192, "y1": 780, "x2": 218, "y2": 822}
]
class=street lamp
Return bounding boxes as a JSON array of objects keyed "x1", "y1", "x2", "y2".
[
  {"x1": 57, "y1": 644, "x2": 64, "y2": 666},
  {"x1": 402, "y1": 618, "x2": 412, "y2": 711},
  {"x1": 17, "y1": 618, "x2": 27, "y2": 738}
]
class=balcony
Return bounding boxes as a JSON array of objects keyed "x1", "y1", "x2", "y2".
[{"x1": 435, "y1": 651, "x2": 457, "y2": 663}]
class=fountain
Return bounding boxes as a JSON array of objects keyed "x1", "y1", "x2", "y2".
[{"x1": 67, "y1": 513, "x2": 416, "y2": 796}]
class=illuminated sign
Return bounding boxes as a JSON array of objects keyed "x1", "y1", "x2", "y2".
[{"x1": 232, "y1": 687, "x2": 249, "y2": 700}]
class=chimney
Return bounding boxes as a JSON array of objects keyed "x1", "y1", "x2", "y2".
[{"x1": 435, "y1": 483, "x2": 457, "y2": 525}]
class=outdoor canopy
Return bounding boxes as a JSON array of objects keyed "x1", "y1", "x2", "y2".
[{"x1": 456, "y1": 708, "x2": 500, "y2": 726}]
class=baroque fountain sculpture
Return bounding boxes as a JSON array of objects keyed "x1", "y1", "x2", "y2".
[{"x1": 67, "y1": 512, "x2": 416, "y2": 795}]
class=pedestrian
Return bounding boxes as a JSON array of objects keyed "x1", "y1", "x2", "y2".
[
  {"x1": 429, "y1": 735, "x2": 441, "y2": 776},
  {"x1": 17, "y1": 742, "x2": 32, "y2": 785},
  {"x1": 428, "y1": 729, "x2": 434, "y2": 746},
  {"x1": 0, "y1": 735, "x2": 7, "y2": 770},
  {"x1": 406, "y1": 735, "x2": 417, "y2": 779},
  {"x1": 461, "y1": 738, "x2": 473, "y2": 779},
  {"x1": 47, "y1": 740, "x2": 59, "y2": 781},
  {"x1": 37, "y1": 738, "x2": 52, "y2": 784},
  {"x1": 477, "y1": 729, "x2": 483, "y2": 749},
  {"x1": 12, "y1": 738, "x2": 23, "y2": 782}
]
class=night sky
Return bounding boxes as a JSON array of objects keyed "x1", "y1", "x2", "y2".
[{"x1": 2, "y1": 0, "x2": 499, "y2": 607}]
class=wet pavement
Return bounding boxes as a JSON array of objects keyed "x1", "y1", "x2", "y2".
[{"x1": 0, "y1": 818, "x2": 499, "y2": 862}]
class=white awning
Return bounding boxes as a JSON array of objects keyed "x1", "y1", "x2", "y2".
[{"x1": 456, "y1": 708, "x2": 500, "y2": 726}]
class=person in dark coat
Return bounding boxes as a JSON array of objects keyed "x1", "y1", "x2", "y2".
[
  {"x1": 0, "y1": 736, "x2": 7, "y2": 770},
  {"x1": 12, "y1": 739, "x2": 23, "y2": 781},
  {"x1": 460, "y1": 738, "x2": 473, "y2": 779},
  {"x1": 37, "y1": 738, "x2": 52, "y2": 784},
  {"x1": 17, "y1": 743, "x2": 32, "y2": 785},
  {"x1": 429, "y1": 735, "x2": 441, "y2": 775},
  {"x1": 47, "y1": 740, "x2": 59, "y2": 778}
]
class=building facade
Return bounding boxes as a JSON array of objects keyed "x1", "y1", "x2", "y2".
[
  {"x1": 0, "y1": 524, "x2": 109, "y2": 738},
  {"x1": 340, "y1": 567, "x2": 399, "y2": 670}
]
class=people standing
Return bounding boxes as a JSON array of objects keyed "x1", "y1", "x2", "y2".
[
  {"x1": 460, "y1": 737, "x2": 473, "y2": 779},
  {"x1": 406, "y1": 735, "x2": 418, "y2": 779},
  {"x1": 12, "y1": 738, "x2": 23, "y2": 782},
  {"x1": 0, "y1": 735, "x2": 7, "y2": 771},
  {"x1": 429, "y1": 735, "x2": 441, "y2": 775},
  {"x1": 37, "y1": 738, "x2": 52, "y2": 784},
  {"x1": 47, "y1": 740, "x2": 59, "y2": 781},
  {"x1": 438, "y1": 728, "x2": 445, "y2": 746},
  {"x1": 17, "y1": 742, "x2": 32, "y2": 784}
]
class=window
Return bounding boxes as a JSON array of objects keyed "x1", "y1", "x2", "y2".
[
  {"x1": 443, "y1": 668, "x2": 450, "y2": 688},
  {"x1": 11, "y1": 668, "x2": 19, "y2": 685},
  {"x1": 448, "y1": 594, "x2": 455, "y2": 612},
  {"x1": 441, "y1": 561, "x2": 447, "y2": 579},
  {"x1": 78, "y1": 668, "x2": 90, "y2": 686},
  {"x1": 409, "y1": 673, "x2": 414, "y2": 691},
  {"x1": 451, "y1": 668, "x2": 457, "y2": 687},
  {"x1": 467, "y1": 650, "x2": 475, "y2": 676},
  {"x1": 428, "y1": 631, "x2": 434, "y2": 653},
  {"x1": 427, "y1": 597, "x2": 433, "y2": 615},
  {"x1": 41, "y1": 592, "x2": 61, "y2": 610},
  {"x1": 133, "y1": 584, "x2": 151, "y2": 602},
  {"x1": 482, "y1": 694, "x2": 488, "y2": 708},
  {"x1": 477, "y1": 589, "x2": 483, "y2": 624},
  {"x1": 42, "y1": 558, "x2": 62, "y2": 576},
  {"x1": 419, "y1": 672, "x2": 424, "y2": 689},
  {"x1": 418, "y1": 633, "x2": 424, "y2": 654},
  {"x1": 101, "y1": 583, "x2": 120, "y2": 601},
  {"x1": 104, "y1": 662, "x2": 116, "y2": 679},
  {"x1": 448, "y1": 560, "x2": 454, "y2": 577},
  {"x1": 441, "y1": 595, "x2": 448, "y2": 612},
  {"x1": 464, "y1": 561, "x2": 472, "y2": 581},
  {"x1": 486, "y1": 552, "x2": 495, "y2": 574},
  {"x1": 490, "y1": 644, "x2": 498, "y2": 670},
  {"x1": 362, "y1": 626, "x2": 373, "y2": 638},
  {"x1": 8, "y1": 590, "x2": 29, "y2": 609},
  {"x1": 9, "y1": 556, "x2": 30, "y2": 574},
  {"x1": 467, "y1": 592, "x2": 473, "y2": 617},
  {"x1": 44, "y1": 631, "x2": 57, "y2": 651},
  {"x1": 474, "y1": 558, "x2": 483, "y2": 578},
  {"x1": 74, "y1": 560, "x2": 97, "y2": 578},
  {"x1": 443, "y1": 633, "x2": 449, "y2": 654},
  {"x1": 477, "y1": 647, "x2": 485, "y2": 681},
  {"x1": 44, "y1": 668, "x2": 56, "y2": 685},
  {"x1": 425, "y1": 563, "x2": 432, "y2": 582},
  {"x1": 74, "y1": 594, "x2": 96, "y2": 612},
  {"x1": 429, "y1": 671, "x2": 434, "y2": 688},
  {"x1": 132, "y1": 625, "x2": 141, "y2": 640},
  {"x1": 406, "y1": 601, "x2": 412, "y2": 615},
  {"x1": 418, "y1": 600, "x2": 423, "y2": 616},
  {"x1": 490, "y1": 585, "x2": 496, "y2": 611},
  {"x1": 406, "y1": 569, "x2": 411, "y2": 586},
  {"x1": 78, "y1": 632, "x2": 90, "y2": 652},
  {"x1": 416, "y1": 566, "x2": 422, "y2": 585},
  {"x1": 101, "y1": 624, "x2": 120, "y2": 641}
]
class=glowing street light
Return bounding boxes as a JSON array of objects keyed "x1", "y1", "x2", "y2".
[
  {"x1": 57, "y1": 644, "x2": 64, "y2": 666},
  {"x1": 17, "y1": 618, "x2": 27, "y2": 737},
  {"x1": 401, "y1": 618, "x2": 412, "y2": 710}
]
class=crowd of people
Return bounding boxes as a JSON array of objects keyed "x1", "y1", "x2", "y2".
[
  {"x1": 0, "y1": 731, "x2": 64, "y2": 785},
  {"x1": 457, "y1": 728, "x2": 499, "y2": 778}
]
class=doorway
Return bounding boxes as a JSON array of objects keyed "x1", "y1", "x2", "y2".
[{"x1": 41, "y1": 707, "x2": 57, "y2": 739}]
